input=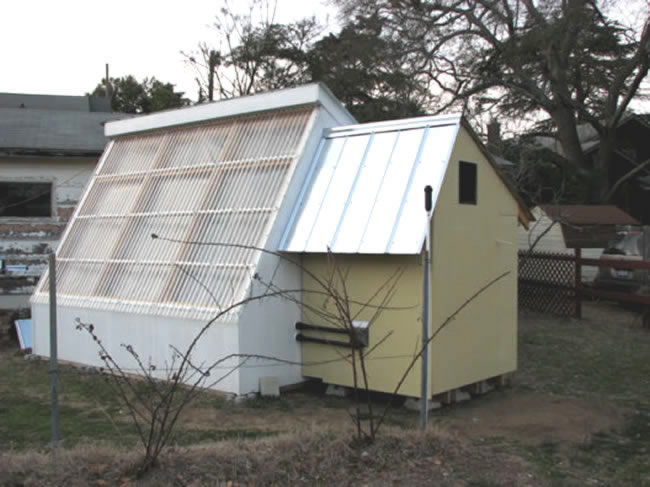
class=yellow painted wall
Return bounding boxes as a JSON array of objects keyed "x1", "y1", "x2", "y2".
[
  {"x1": 300, "y1": 125, "x2": 519, "y2": 397},
  {"x1": 429, "y1": 126, "x2": 518, "y2": 394},
  {"x1": 300, "y1": 253, "x2": 424, "y2": 397}
]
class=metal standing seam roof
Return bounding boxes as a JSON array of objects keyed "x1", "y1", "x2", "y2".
[{"x1": 280, "y1": 114, "x2": 462, "y2": 254}]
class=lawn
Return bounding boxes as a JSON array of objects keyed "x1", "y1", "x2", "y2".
[
  {"x1": 1, "y1": 301, "x2": 649, "y2": 485},
  {"x1": 507, "y1": 303, "x2": 650, "y2": 485}
]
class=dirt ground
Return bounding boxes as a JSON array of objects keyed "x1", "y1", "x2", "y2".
[
  {"x1": 1, "y1": 300, "x2": 649, "y2": 485},
  {"x1": 442, "y1": 390, "x2": 624, "y2": 446}
]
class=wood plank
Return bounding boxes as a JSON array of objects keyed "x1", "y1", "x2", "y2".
[
  {"x1": 489, "y1": 374, "x2": 510, "y2": 388},
  {"x1": 578, "y1": 257, "x2": 650, "y2": 270},
  {"x1": 579, "y1": 287, "x2": 650, "y2": 305}
]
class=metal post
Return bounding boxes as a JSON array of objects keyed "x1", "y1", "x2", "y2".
[
  {"x1": 642, "y1": 226, "x2": 648, "y2": 259},
  {"x1": 48, "y1": 253, "x2": 58, "y2": 451},
  {"x1": 574, "y1": 248, "x2": 582, "y2": 319},
  {"x1": 641, "y1": 225, "x2": 650, "y2": 328},
  {"x1": 420, "y1": 186, "x2": 433, "y2": 431}
]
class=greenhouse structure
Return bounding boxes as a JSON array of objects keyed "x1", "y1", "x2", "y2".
[{"x1": 32, "y1": 83, "x2": 530, "y2": 398}]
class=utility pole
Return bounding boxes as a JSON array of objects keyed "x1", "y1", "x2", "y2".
[
  {"x1": 49, "y1": 253, "x2": 59, "y2": 452},
  {"x1": 208, "y1": 50, "x2": 219, "y2": 102},
  {"x1": 105, "y1": 63, "x2": 112, "y2": 100},
  {"x1": 420, "y1": 185, "x2": 433, "y2": 431}
]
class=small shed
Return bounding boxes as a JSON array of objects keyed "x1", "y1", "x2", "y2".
[
  {"x1": 31, "y1": 84, "x2": 531, "y2": 399},
  {"x1": 281, "y1": 115, "x2": 531, "y2": 398}
]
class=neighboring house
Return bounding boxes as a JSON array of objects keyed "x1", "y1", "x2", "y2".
[
  {"x1": 0, "y1": 93, "x2": 128, "y2": 310},
  {"x1": 31, "y1": 84, "x2": 531, "y2": 400},
  {"x1": 589, "y1": 115, "x2": 650, "y2": 224},
  {"x1": 519, "y1": 204, "x2": 639, "y2": 281},
  {"x1": 535, "y1": 114, "x2": 650, "y2": 224}
]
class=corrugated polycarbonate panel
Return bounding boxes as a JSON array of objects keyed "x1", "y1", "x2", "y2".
[
  {"x1": 33, "y1": 107, "x2": 315, "y2": 320},
  {"x1": 281, "y1": 115, "x2": 461, "y2": 254}
]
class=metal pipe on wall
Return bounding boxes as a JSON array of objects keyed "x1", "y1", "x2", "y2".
[{"x1": 420, "y1": 185, "x2": 433, "y2": 431}]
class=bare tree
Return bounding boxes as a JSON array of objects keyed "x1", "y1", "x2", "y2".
[
  {"x1": 75, "y1": 285, "x2": 305, "y2": 476},
  {"x1": 150, "y1": 236, "x2": 512, "y2": 443},
  {"x1": 183, "y1": 0, "x2": 318, "y2": 100},
  {"x1": 255, "y1": 251, "x2": 405, "y2": 443},
  {"x1": 182, "y1": 1, "x2": 433, "y2": 121},
  {"x1": 337, "y1": 0, "x2": 650, "y2": 202},
  {"x1": 74, "y1": 237, "x2": 409, "y2": 473},
  {"x1": 75, "y1": 231, "x2": 514, "y2": 478}
]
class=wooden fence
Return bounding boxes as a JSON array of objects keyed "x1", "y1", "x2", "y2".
[{"x1": 518, "y1": 250, "x2": 650, "y2": 320}]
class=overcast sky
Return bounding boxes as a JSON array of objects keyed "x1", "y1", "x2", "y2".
[
  {"x1": 1, "y1": 0, "x2": 647, "y2": 110},
  {"x1": 0, "y1": 0, "x2": 336, "y2": 101}
]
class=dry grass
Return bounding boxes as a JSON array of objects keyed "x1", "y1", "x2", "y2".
[
  {"x1": 0, "y1": 427, "x2": 540, "y2": 486},
  {"x1": 2, "y1": 301, "x2": 649, "y2": 485}
]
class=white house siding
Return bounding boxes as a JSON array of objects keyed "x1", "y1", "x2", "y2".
[
  {"x1": 0, "y1": 157, "x2": 95, "y2": 309},
  {"x1": 518, "y1": 207, "x2": 568, "y2": 253},
  {"x1": 518, "y1": 207, "x2": 601, "y2": 282}
]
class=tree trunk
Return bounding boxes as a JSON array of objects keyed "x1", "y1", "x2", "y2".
[
  {"x1": 593, "y1": 129, "x2": 617, "y2": 203},
  {"x1": 550, "y1": 105, "x2": 590, "y2": 199}
]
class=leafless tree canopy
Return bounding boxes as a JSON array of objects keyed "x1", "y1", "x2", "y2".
[
  {"x1": 183, "y1": 0, "x2": 318, "y2": 101},
  {"x1": 182, "y1": 0, "x2": 432, "y2": 121},
  {"x1": 336, "y1": 0, "x2": 650, "y2": 202}
]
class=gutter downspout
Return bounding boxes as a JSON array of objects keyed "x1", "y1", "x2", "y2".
[{"x1": 420, "y1": 185, "x2": 433, "y2": 430}]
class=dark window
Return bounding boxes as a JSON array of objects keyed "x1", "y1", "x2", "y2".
[
  {"x1": 459, "y1": 161, "x2": 477, "y2": 205},
  {"x1": 0, "y1": 182, "x2": 52, "y2": 217}
]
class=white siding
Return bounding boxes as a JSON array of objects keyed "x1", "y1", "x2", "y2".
[
  {"x1": 32, "y1": 302, "x2": 242, "y2": 393},
  {"x1": 519, "y1": 207, "x2": 602, "y2": 282},
  {"x1": 0, "y1": 157, "x2": 95, "y2": 308},
  {"x1": 518, "y1": 207, "x2": 570, "y2": 253}
]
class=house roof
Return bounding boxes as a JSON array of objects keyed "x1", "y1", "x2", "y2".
[
  {"x1": 492, "y1": 154, "x2": 515, "y2": 167},
  {"x1": 0, "y1": 108, "x2": 128, "y2": 155},
  {"x1": 0, "y1": 93, "x2": 112, "y2": 112},
  {"x1": 534, "y1": 112, "x2": 650, "y2": 156},
  {"x1": 104, "y1": 83, "x2": 356, "y2": 137},
  {"x1": 539, "y1": 205, "x2": 640, "y2": 226},
  {"x1": 281, "y1": 115, "x2": 463, "y2": 254}
]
